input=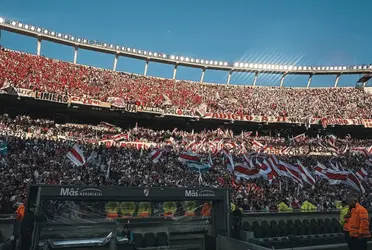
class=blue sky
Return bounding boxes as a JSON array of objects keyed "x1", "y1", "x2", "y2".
[{"x1": 1, "y1": 0, "x2": 371, "y2": 87}]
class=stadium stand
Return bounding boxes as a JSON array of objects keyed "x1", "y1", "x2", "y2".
[
  {"x1": 0, "y1": 114, "x2": 371, "y2": 215},
  {"x1": 1, "y1": 48, "x2": 372, "y2": 119}
]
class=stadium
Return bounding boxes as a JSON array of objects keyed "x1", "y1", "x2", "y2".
[{"x1": 0, "y1": 3, "x2": 372, "y2": 250}]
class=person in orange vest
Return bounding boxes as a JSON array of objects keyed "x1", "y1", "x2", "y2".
[
  {"x1": 14, "y1": 202, "x2": 25, "y2": 221},
  {"x1": 201, "y1": 202, "x2": 211, "y2": 217},
  {"x1": 347, "y1": 195, "x2": 370, "y2": 250}
]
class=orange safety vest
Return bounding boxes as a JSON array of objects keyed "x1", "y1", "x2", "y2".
[
  {"x1": 16, "y1": 204, "x2": 25, "y2": 220},
  {"x1": 348, "y1": 203, "x2": 371, "y2": 238}
]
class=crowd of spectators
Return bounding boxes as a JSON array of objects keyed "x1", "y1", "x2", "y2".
[
  {"x1": 0, "y1": 114, "x2": 371, "y2": 215},
  {"x1": 1, "y1": 48, "x2": 372, "y2": 119}
]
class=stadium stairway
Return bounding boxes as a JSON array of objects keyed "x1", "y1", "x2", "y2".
[{"x1": 240, "y1": 217, "x2": 372, "y2": 249}]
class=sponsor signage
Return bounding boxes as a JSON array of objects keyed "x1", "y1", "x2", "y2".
[
  {"x1": 60, "y1": 187, "x2": 103, "y2": 197},
  {"x1": 185, "y1": 189, "x2": 215, "y2": 198},
  {"x1": 35, "y1": 91, "x2": 69, "y2": 104}
]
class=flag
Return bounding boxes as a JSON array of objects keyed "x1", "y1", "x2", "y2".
[
  {"x1": 186, "y1": 161, "x2": 211, "y2": 172},
  {"x1": 196, "y1": 103, "x2": 208, "y2": 117},
  {"x1": 148, "y1": 149, "x2": 163, "y2": 163},
  {"x1": 106, "y1": 159, "x2": 112, "y2": 180},
  {"x1": 162, "y1": 94, "x2": 172, "y2": 106},
  {"x1": 178, "y1": 152, "x2": 201, "y2": 163},
  {"x1": 356, "y1": 168, "x2": 368, "y2": 181},
  {"x1": 296, "y1": 161, "x2": 315, "y2": 186},
  {"x1": 67, "y1": 144, "x2": 86, "y2": 166},
  {"x1": 0, "y1": 141, "x2": 7, "y2": 156}
]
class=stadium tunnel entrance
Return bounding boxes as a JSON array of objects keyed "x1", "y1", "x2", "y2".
[{"x1": 20, "y1": 185, "x2": 231, "y2": 250}]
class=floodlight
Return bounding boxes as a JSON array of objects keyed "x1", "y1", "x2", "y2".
[
  {"x1": 288, "y1": 65, "x2": 293, "y2": 70},
  {"x1": 369, "y1": 65, "x2": 372, "y2": 69},
  {"x1": 170, "y1": 55, "x2": 175, "y2": 60},
  {"x1": 64, "y1": 35, "x2": 68, "y2": 39},
  {"x1": 234, "y1": 62, "x2": 239, "y2": 67},
  {"x1": 279, "y1": 65, "x2": 283, "y2": 70},
  {"x1": 186, "y1": 57, "x2": 190, "y2": 62},
  {"x1": 138, "y1": 50, "x2": 142, "y2": 54},
  {"x1": 223, "y1": 62, "x2": 228, "y2": 66},
  {"x1": 132, "y1": 49, "x2": 136, "y2": 53},
  {"x1": 180, "y1": 56, "x2": 184, "y2": 61},
  {"x1": 239, "y1": 63, "x2": 243, "y2": 67},
  {"x1": 283, "y1": 65, "x2": 287, "y2": 70},
  {"x1": 44, "y1": 29, "x2": 48, "y2": 34},
  {"x1": 353, "y1": 66, "x2": 357, "y2": 70},
  {"x1": 243, "y1": 63, "x2": 248, "y2": 68},
  {"x1": 293, "y1": 66, "x2": 297, "y2": 70},
  {"x1": 154, "y1": 52, "x2": 158, "y2": 56},
  {"x1": 175, "y1": 56, "x2": 179, "y2": 60},
  {"x1": 103, "y1": 43, "x2": 107, "y2": 47},
  {"x1": 109, "y1": 44, "x2": 113, "y2": 49},
  {"x1": 24, "y1": 24, "x2": 29, "y2": 29},
  {"x1": 70, "y1": 36, "x2": 75, "y2": 41},
  {"x1": 144, "y1": 51, "x2": 148, "y2": 55},
  {"x1": 127, "y1": 48, "x2": 132, "y2": 52},
  {"x1": 83, "y1": 39, "x2": 87, "y2": 43},
  {"x1": 196, "y1": 59, "x2": 200, "y2": 63},
  {"x1": 191, "y1": 58, "x2": 194, "y2": 62},
  {"x1": 51, "y1": 31, "x2": 55, "y2": 36},
  {"x1": 358, "y1": 66, "x2": 362, "y2": 70},
  {"x1": 211, "y1": 61, "x2": 215, "y2": 65},
  {"x1": 298, "y1": 66, "x2": 302, "y2": 70},
  {"x1": 213, "y1": 61, "x2": 217, "y2": 65},
  {"x1": 18, "y1": 23, "x2": 22, "y2": 28},
  {"x1": 148, "y1": 52, "x2": 152, "y2": 56},
  {"x1": 199, "y1": 60, "x2": 203, "y2": 64},
  {"x1": 162, "y1": 54, "x2": 167, "y2": 58},
  {"x1": 253, "y1": 64, "x2": 258, "y2": 68},
  {"x1": 11, "y1": 21, "x2": 16, "y2": 26},
  {"x1": 0, "y1": 17, "x2": 4, "y2": 23}
]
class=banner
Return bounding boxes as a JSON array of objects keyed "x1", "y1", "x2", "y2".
[
  {"x1": 34, "y1": 91, "x2": 69, "y2": 104},
  {"x1": 99, "y1": 140, "x2": 158, "y2": 149},
  {"x1": 1, "y1": 89, "x2": 370, "y2": 127},
  {"x1": 70, "y1": 96, "x2": 110, "y2": 108}
]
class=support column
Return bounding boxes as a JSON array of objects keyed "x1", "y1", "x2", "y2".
[
  {"x1": 226, "y1": 70, "x2": 232, "y2": 84},
  {"x1": 144, "y1": 60, "x2": 149, "y2": 76},
  {"x1": 37, "y1": 38, "x2": 42, "y2": 56},
  {"x1": 173, "y1": 64, "x2": 178, "y2": 80},
  {"x1": 279, "y1": 74, "x2": 286, "y2": 87},
  {"x1": 252, "y1": 72, "x2": 259, "y2": 87},
  {"x1": 73, "y1": 46, "x2": 78, "y2": 64},
  {"x1": 334, "y1": 74, "x2": 340, "y2": 87},
  {"x1": 113, "y1": 54, "x2": 118, "y2": 71},
  {"x1": 306, "y1": 74, "x2": 313, "y2": 88},
  {"x1": 200, "y1": 68, "x2": 205, "y2": 83}
]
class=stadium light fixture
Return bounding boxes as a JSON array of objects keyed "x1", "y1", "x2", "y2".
[
  {"x1": 24, "y1": 24, "x2": 29, "y2": 29},
  {"x1": 358, "y1": 66, "x2": 362, "y2": 70},
  {"x1": 44, "y1": 29, "x2": 48, "y2": 34},
  {"x1": 170, "y1": 55, "x2": 175, "y2": 60},
  {"x1": 37, "y1": 27, "x2": 41, "y2": 32},
  {"x1": 239, "y1": 63, "x2": 243, "y2": 67},
  {"x1": 234, "y1": 62, "x2": 239, "y2": 67},
  {"x1": 18, "y1": 23, "x2": 23, "y2": 28},
  {"x1": 138, "y1": 50, "x2": 142, "y2": 54},
  {"x1": 51, "y1": 31, "x2": 55, "y2": 36},
  {"x1": 200, "y1": 60, "x2": 204, "y2": 64},
  {"x1": 30, "y1": 26, "x2": 35, "y2": 31},
  {"x1": 180, "y1": 56, "x2": 184, "y2": 61},
  {"x1": 223, "y1": 62, "x2": 228, "y2": 66},
  {"x1": 127, "y1": 48, "x2": 131, "y2": 52},
  {"x1": 154, "y1": 52, "x2": 158, "y2": 57},
  {"x1": 186, "y1": 57, "x2": 190, "y2": 62},
  {"x1": 144, "y1": 51, "x2": 148, "y2": 55},
  {"x1": 11, "y1": 21, "x2": 16, "y2": 26},
  {"x1": 148, "y1": 52, "x2": 153, "y2": 56},
  {"x1": 132, "y1": 48, "x2": 136, "y2": 53},
  {"x1": 162, "y1": 54, "x2": 167, "y2": 58},
  {"x1": 0, "y1": 17, "x2": 4, "y2": 23}
]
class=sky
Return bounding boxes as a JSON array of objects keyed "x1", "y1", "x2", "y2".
[{"x1": 1, "y1": 0, "x2": 372, "y2": 87}]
